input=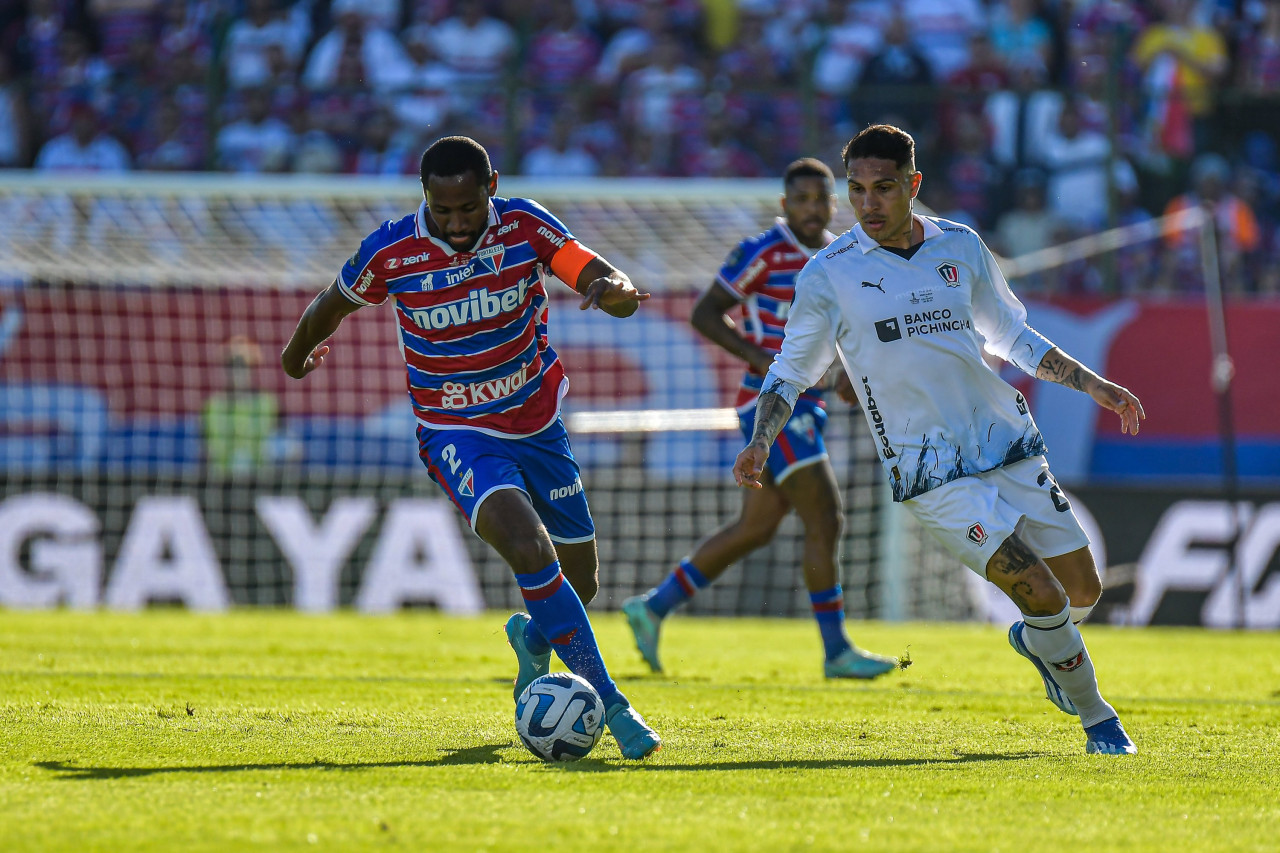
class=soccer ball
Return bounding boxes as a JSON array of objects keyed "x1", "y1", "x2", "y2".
[{"x1": 514, "y1": 673, "x2": 604, "y2": 762}]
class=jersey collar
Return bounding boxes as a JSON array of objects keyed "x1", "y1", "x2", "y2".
[
  {"x1": 776, "y1": 217, "x2": 836, "y2": 258},
  {"x1": 851, "y1": 214, "x2": 943, "y2": 254},
  {"x1": 414, "y1": 199, "x2": 500, "y2": 256}
]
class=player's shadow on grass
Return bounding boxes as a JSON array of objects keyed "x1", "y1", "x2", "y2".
[
  {"x1": 560, "y1": 751, "x2": 1045, "y2": 773},
  {"x1": 34, "y1": 743, "x2": 513, "y2": 780}
]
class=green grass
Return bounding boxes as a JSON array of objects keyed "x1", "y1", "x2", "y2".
[{"x1": 2, "y1": 610, "x2": 1278, "y2": 852}]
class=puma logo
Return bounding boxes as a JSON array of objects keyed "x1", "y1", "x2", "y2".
[{"x1": 861, "y1": 278, "x2": 885, "y2": 293}]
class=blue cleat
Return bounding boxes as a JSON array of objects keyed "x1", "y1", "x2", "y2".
[
  {"x1": 824, "y1": 646, "x2": 898, "y2": 679},
  {"x1": 604, "y1": 697, "x2": 661, "y2": 760},
  {"x1": 505, "y1": 612, "x2": 550, "y2": 702},
  {"x1": 1008, "y1": 622, "x2": 1078, "y2": 716},
  {"x1": 1084, "y1": 716, "x2": 1137, "y2": 755},
  {"x1": 621, "y1": 595, "x2": 663, "y2": 673}
]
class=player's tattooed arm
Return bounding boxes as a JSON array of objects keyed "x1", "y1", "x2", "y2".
[
  {"x1": 750, "y1": 383, "x2": 794, "y2": 449},
  {"x1": 281, "y1": 280, "x2": 361, "y2": 379},
  {"x1": 575, "y1": 257, "x2": 651, "y2": 318},
  {"x1": 1035, "y1": 346, "x2": 1146, "y2": 435}
]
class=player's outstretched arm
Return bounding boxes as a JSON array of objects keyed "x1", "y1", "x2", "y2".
[
  {"x1": 281, "y1": 281, "x2": 362, "y2": 379},
  {"x1": 691, "y1": 283, "x2": 775, "y2": 374},
  {"x1": 733, "y1": 382, "x2": 793, "y2": 488},
  {"x1": 1036, "y1": 347, "x2": 1146, "y2": 435},
  {"x1": 575, "y1": 257, "x2": 651, "y2": 318}
]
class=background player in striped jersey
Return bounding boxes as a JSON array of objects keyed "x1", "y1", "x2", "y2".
[
  {"x1": 735, "y1": 125, "x2": 1143, "y2": 755},
  {"x1": 622, "y1": 159, "x2": 898, "y2": 680},
  {"x1": 281, "y1": 136, "x2": 660, "y2": 759}
]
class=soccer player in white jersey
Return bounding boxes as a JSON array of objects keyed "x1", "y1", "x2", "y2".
[
  {"x1": 622, "y1": 159, "x2": 897, "y2": 679},
  {"x1": 734, "y1": 125, "x2": 1144, "y2": 755}
]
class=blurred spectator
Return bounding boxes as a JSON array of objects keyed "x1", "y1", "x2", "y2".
[
  {"x1": 223, "y1": 0, "x2": 308, "y2": 90},
  {"x1": 155, "y1": 0, "x2": 211, "y2": 68},
  {"x1": 984, "y1": 56, "x2": 1060, "y2": 172},
  {"x1": 26, "y1": 0, "x2": 74, "y2": 80},
  {"x1": 594, "y1": 0, "x2": 665, "y2": 87},
  {"x1": 853, "y1": 12, "x2": 934, "y2": 133},
  {"x1": 527, "y1": 3, "x2": 600, "y2": 93},
  {"x1": 215, "y1": 87, "x2": 292, "y2": 172},
  {"x1": 903, "y1": 0, "x2": 986, "y2": 80},
  {"x1": 1040, "y1": 98, "x2": 1138, "y2": 230},
  {"x1": 203, "y1": 336, "x2": 278, "y2": 477},
  {"x1": 35, "y1": 101, "x2": 131, "y2": 171},
  {"x1": 428, "y1": 0, "x2": 516, "y2": 88},
  {"x1": 987, "y1": 0, "x2": 1052, "y2": 69},
  {"x1": 522, "y1": 111, "x2": 600, "y2": 177},
  {"x1": 995, "y1": 168, "x2": 1062, "y2": 258},
  {"x1": 938, "y1": 110, "x2": 1001, "y2": 227},
  {"x1": 390, "y1": 34, "x2": 458, "y2": 140},
  {"x1": 290, "y1": 106, "x2": 343, "y2": 173},
  {"x1": 623, "y1": 34, "x2": 704, "y2": 138},
  {"x1": 811, "y1": 0, "x2": 891, "y2": 97},
  {"x1": 86, "y1": 0, "x2": 157, "y2": 67},
  {"x1": 135, "y1": 95, "x2": 204, "y2": 170},
  {"x1": 923, "y1": 178, "x2": 979, "y2": 229},
  {"x1": 1160, "y1": 153, "x2": 1262, "y2": 293},
  {"x1": 1236, "y1": 0, "x2": 1280, "y2": 93},
  {"x1": 716, "y1": 12, "x2": 793, "y2": 89},
  {"x1": 1131, "y1": 0, "x2": 1228, "y2": 164},
  {"x1": 681, "y1": 111, "x2": 764, "y2": 178},
  {"x1": 0, "y1": 53, "x2": 30, "y2": 167},
  {"x1": 350, "y1": 108, "x2": 414, "y2": 174},
  {"x1": 1112, "y1": 182, "x2": 1159, "y2": 294},
  {"x1": 304, "y1": 0, "x2": 413, "y2": 92}
]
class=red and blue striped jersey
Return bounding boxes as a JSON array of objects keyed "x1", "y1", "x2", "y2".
[
  {"x1": 336, "y1": 196, "x2": 581, "y2": 437},
  {"x1": 715, "y1": 218, "x2": 834, "y2": 409}
]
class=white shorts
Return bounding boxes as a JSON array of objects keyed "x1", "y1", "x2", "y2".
[{"x1": 903, "y1": 455, "x2": 1091, "y2": 576}]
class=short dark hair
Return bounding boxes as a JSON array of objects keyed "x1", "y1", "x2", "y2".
[
  {"x1": 420, "y1": 136, "x2": 493, "y2": 185},
  {"x1": 783, "y1": 157, "x2": 834, "y2": 188},
  {"x1": 842, "y1": 125, "x2": 916, "y2": 173}
]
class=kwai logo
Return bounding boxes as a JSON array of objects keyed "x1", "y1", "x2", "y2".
[{"x1": 440, "y1": 363, "x2": 532, "y2": 409}]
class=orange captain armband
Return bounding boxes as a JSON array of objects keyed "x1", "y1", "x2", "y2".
[{"x1": 548, "y1": 240, "x2": 598, "y2": 289}]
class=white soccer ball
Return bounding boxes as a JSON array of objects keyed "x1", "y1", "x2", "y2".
[{"x1": 514, "y1": 672, "x2": 604, "y2": 762}]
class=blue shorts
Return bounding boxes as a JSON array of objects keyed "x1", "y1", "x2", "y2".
[
  {"x1": 738, "y1": 399, "x2": 829, "y2": 484},
  {"x1": 417, "y1": 418, "x2": 595, "y2": 544}
]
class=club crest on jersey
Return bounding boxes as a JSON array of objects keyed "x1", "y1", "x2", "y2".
[
  {"x1": 458, "y1": 468, "x2": 474, "y2": 497},
  {"x1": 936, "y1": 263, "x2": 961, "y2": 286},
  {"x1": 966, "y1": 522, "x2": 988, "y2": 545},
  {"x1": 476, "y1": 244, "x2": 505, "y2": 275}
]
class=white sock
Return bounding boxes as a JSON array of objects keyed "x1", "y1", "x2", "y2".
[
  {"x1": 1022, "y1": 604, "x2": 1116, "y2": 727},
  {"x1": 1070, "y1": 602, "x2": 1096, "y2": 625}
]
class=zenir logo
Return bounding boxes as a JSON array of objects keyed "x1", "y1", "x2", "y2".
[
  {"x1": 875, "y1": 317, "x2": 902, "y2": 342},
  {"x1": 936, "y1": 263, "x2": 960, "y2": 286}
]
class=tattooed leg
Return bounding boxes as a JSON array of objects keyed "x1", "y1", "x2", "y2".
[{"x1": 985, "y1": 534, "x2": 1067, "y2": 617}]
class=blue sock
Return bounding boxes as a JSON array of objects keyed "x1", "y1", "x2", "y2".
[
  {"x1": 810, "y1": 585, "x2": 852, "y2": 661},
  {"x1": 647, "y1": 559, "x2": 710, "y2": 618},
  {"x1": 523, "y1": 619, "x2": 550, "y2": 656},
  {"x1": 515, "y1": 561, "x2": 619, "y2": 705}
]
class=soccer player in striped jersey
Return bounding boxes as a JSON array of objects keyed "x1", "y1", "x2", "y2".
[
  {"x1": 622, "y1": 159, "x2": 898, "y2": 679},
  {"x1": 281, "y1": 136, "x2": 659, "y2": 759},
  {"x1": 735, "y1": 125, "x2": 1143, "y2": 755}
]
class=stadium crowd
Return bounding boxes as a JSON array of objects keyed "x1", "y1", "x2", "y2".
[{"x1": 1, "y1": 0, "x2": 1278, "y2": 293}]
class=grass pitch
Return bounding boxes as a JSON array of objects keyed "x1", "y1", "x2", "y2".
[{"x1": 2, "y1": 610, "x2": 1278, "y2": 852}]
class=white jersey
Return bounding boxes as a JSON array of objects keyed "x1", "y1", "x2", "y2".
[{"x1": 763, "y1": 215, "x2": 1055, "y2": 502}]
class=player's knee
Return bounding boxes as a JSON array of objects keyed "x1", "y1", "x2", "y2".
[
  {"x1": 807, "y1": 503, "x2": 843, "y2": 543},
  {"x1": 1067, "y1": 572, "x2": 1103, "y2": 608},
  {"x1": 567, "y1": 571, "x2": 599, "y2": 604},
  {"x1": 501, "y1": 536, "x2": 558, "y2": 576}
]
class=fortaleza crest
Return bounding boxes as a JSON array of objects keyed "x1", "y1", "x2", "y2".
[
  {"x1": 936, "y1": 262, "x2": 960, "y2": 286},
  {"x1": 458, "y1": 468, "x2": 475, "y2": 497},
  {"x1": 477, "y1": 244, "x2": 505, "y2": 275}
]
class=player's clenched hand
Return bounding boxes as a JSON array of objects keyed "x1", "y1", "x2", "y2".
[
  {"x1": 831, "y1": 371, "x2": 858, "y2": 406},
  {"x1": 579, "y1": 274, "x2": 651, "y2": 316},
  {"x1": 1089, "y1": 379, "x2": 1145, "y2": 435},
  {"x1": 282, "y1": 344, "x2": 329, "y2": 380},
  {"x1": 733, "y1": 443, "x2": 769, "y2": 489}
]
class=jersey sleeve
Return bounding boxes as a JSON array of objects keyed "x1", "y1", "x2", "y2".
[
  {"x1": 970, "y1": 233, "x2": 1054, "y2": 375},
  {"x1": 760, "y1": 261, "x2": 838, "y2": 409},
  {"x1": 335, "y1": 226, "x2": 390, "y2": 307},
  {"x1": 519, "y1": 198, "x2": 579, "y2": 263},
  {"x1": 714, "y1": 239, "x2": 768, "y2": 301}
]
